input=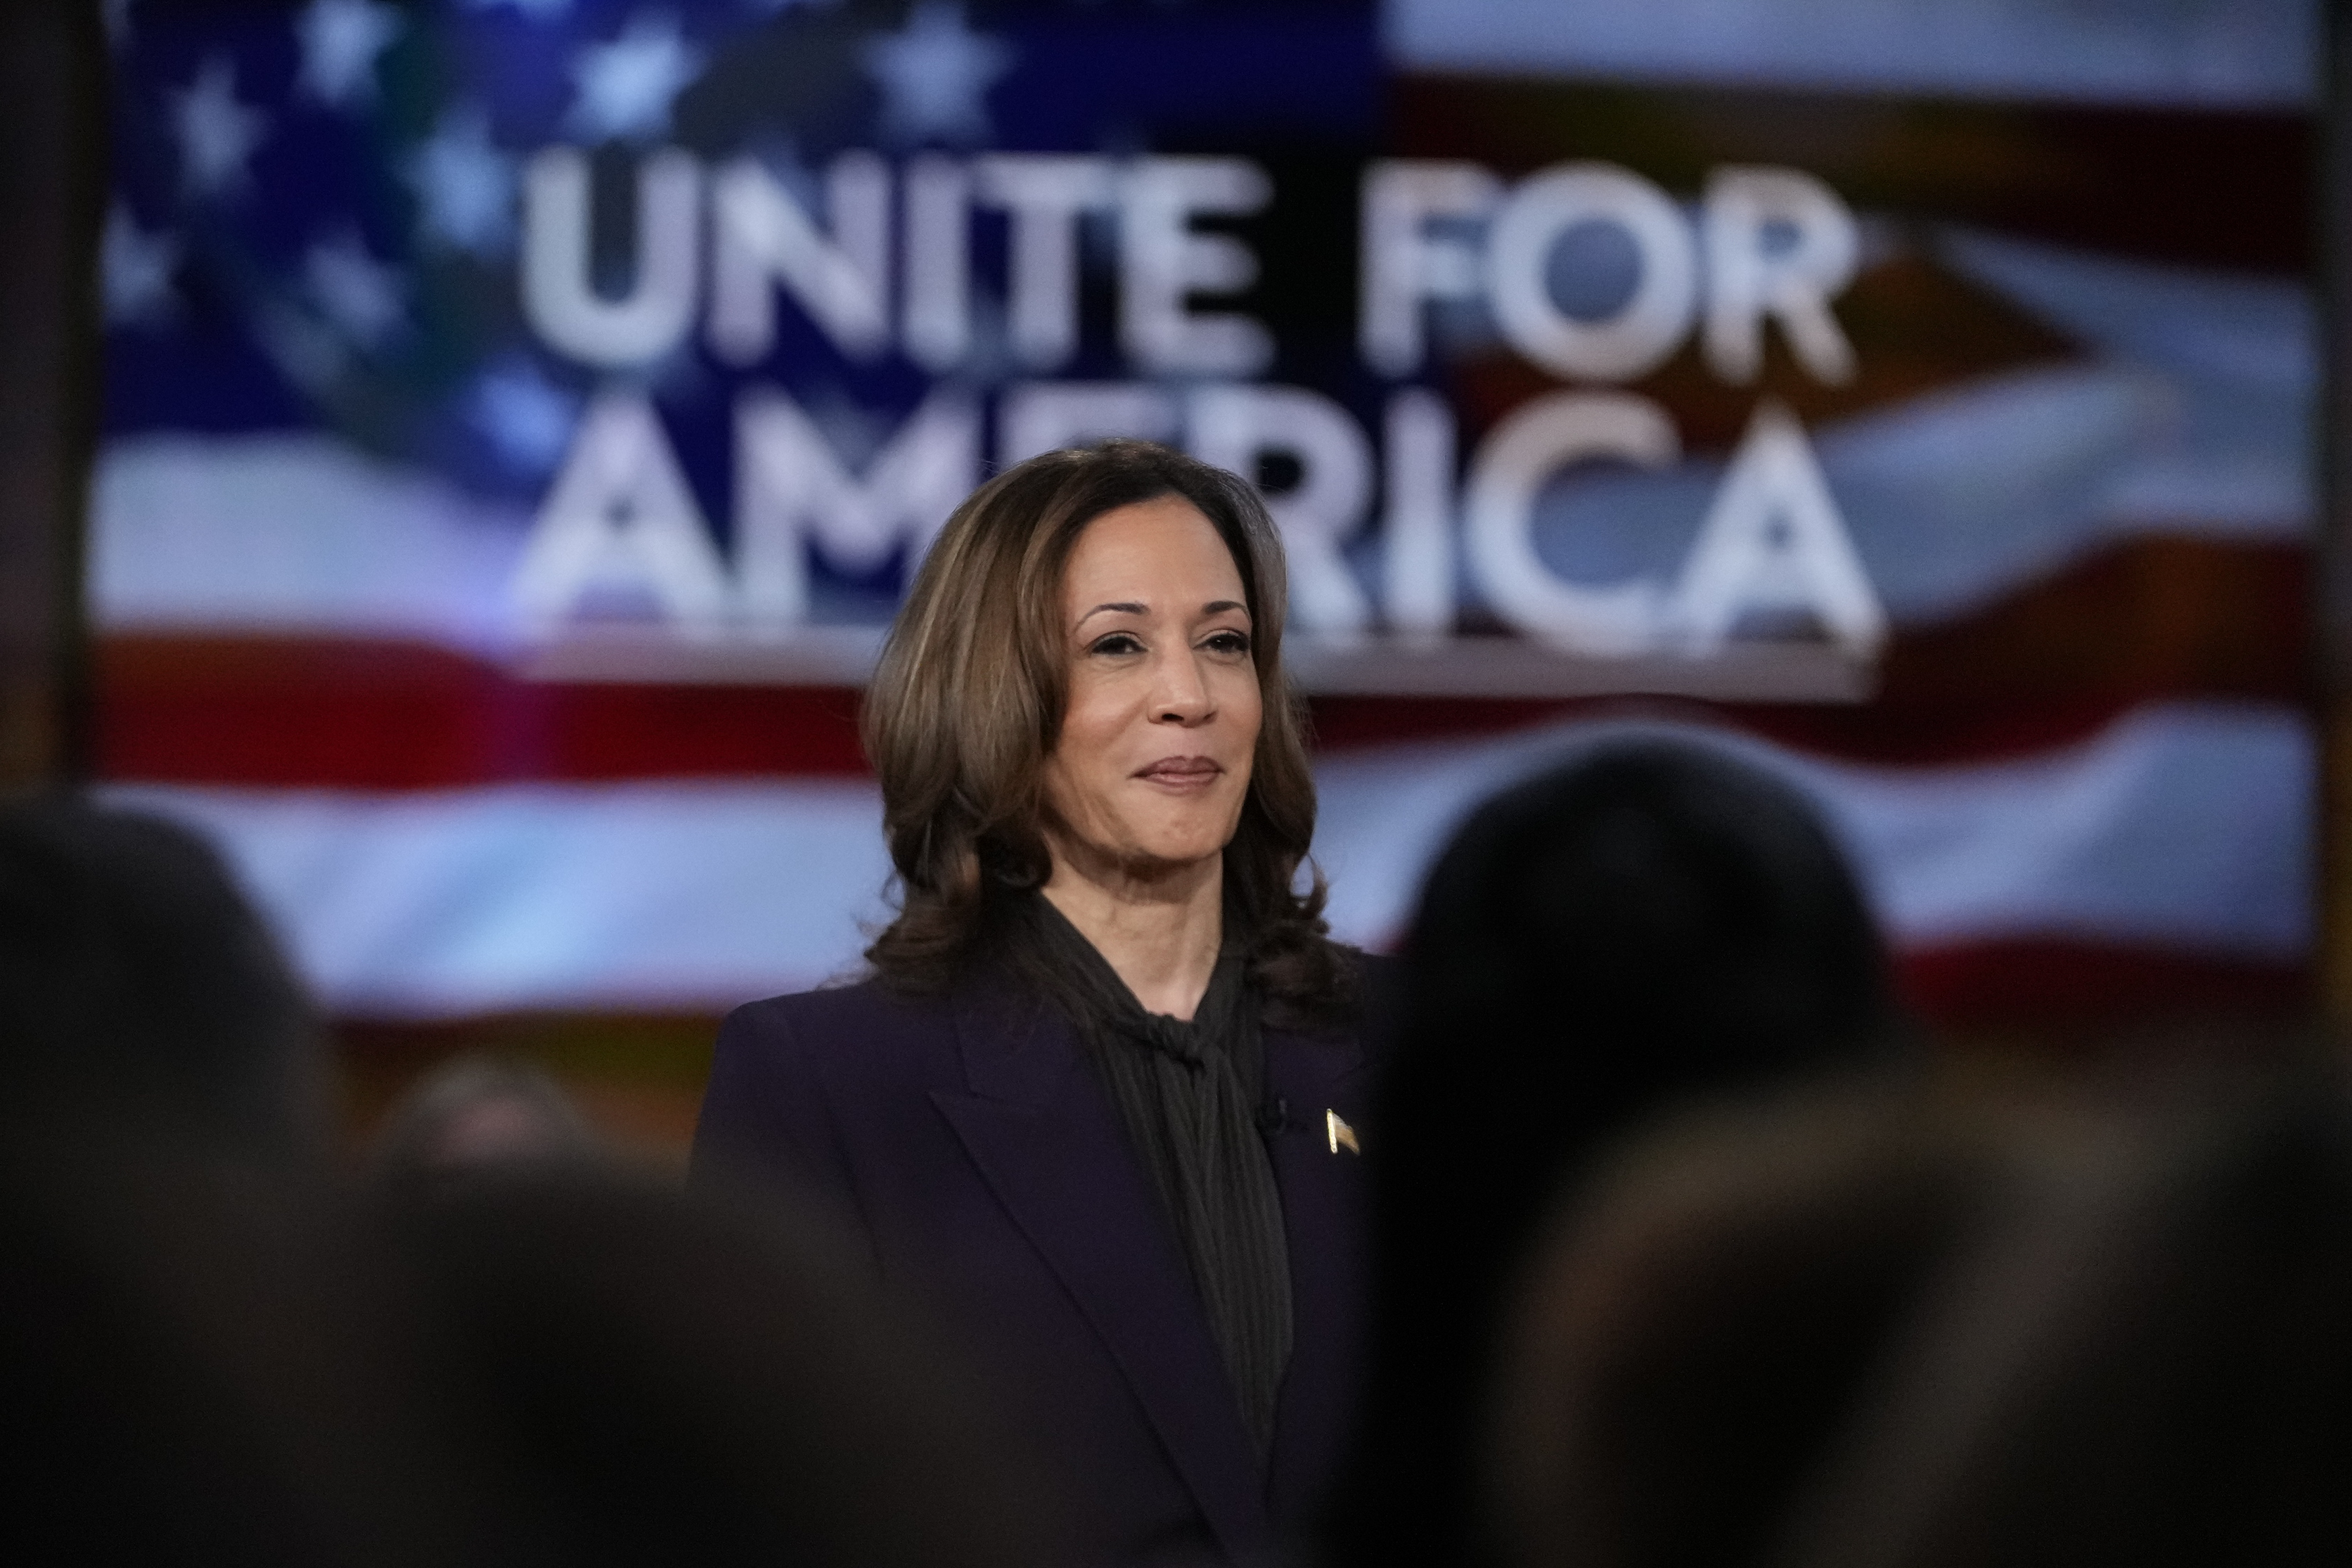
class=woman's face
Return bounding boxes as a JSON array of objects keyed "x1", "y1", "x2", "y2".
[{"x1": 1041, "y1": 495, "x2": 1263, "y2": 878}]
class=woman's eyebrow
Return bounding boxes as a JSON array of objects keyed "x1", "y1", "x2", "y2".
[
  {"x1": 1202, "y1": 599, "x2": 1246, "y2": 616},
  {"x1": 1077, "y1": 600, "x2": 1148, "y2": 626}
]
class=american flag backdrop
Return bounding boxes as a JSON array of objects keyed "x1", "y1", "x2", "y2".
[{"x1": 95, "y1": 0, "x2": 2314, "y2": 1117}]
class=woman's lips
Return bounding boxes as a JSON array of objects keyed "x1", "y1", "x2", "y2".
[{"x1": 1134, "y1": 757, "x2": 1223, "y2": 790}]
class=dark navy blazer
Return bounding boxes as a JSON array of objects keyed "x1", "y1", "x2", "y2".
[{"x1": 689, "y1": 962, "x2": 1383, "y2": 1567}]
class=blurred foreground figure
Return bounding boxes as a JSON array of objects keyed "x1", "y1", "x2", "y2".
[
  {"x1": 0, "y1": 798, "x2": 1055, "y2": 1567},
  {"x1": 0, "y1": 1123, "x2": 494, "y2": 1564},
  {"x1": 1489, "y1": 1068, "x2": 2352, "y2": 1568},
  {"x1": 0, "y1": 797, "x2": 473, "y2": 1562},
  {"x1": 1331, "y1": 741, "x2": 1898, "y2": 1568},
  {"x1": 0, "y1": 793, "x2": 326, "y2": 1154},
  {"x1": 375, "y1": 1169, "x2": 1064, "y2": 1568}
]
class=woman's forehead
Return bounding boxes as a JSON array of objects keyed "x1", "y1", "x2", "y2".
[{"x1": 1065, "y1": 497, "x2": 1246, "y2": 605}]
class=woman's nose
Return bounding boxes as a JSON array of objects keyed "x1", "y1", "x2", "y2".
[{"x1": 1150, "y1": 648, "x2": 1214, "y2": 724}]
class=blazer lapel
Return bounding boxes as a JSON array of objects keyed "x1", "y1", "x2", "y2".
[
  {"x1": 927, "y1": 978, "x2": 1274, "y2": 1562},
  {"x1": 1261, "y1": 1023, "x2": 1374, "y2": 1525}
]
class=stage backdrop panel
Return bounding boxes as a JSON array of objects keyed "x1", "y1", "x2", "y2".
[{"x1": 96, "y1": 0, "x2": 2312, "y2": 1032}]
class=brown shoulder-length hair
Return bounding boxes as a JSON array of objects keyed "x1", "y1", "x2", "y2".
[{"x1": 861, "y1": 439, "x2": 1351, "y2": 1026}]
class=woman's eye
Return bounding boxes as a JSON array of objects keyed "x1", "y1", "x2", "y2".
[
  {"x1": 1202, "y1": 629, "x2": 1252, "y2": 657},
  {"x1": 1087, "y1": 631, "x2": 1145, "y2": 656}
]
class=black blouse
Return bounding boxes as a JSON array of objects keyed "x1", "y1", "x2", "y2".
[{"x1": 1027, "y1": 896, "x2": 1294, "y2": 1458}]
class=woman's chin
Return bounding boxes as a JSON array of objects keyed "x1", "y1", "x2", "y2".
[
  {"x1": 1048, "y1": 799, "x2": 1242, "y2": 884},
  {"x1": 1112, "y1": 841, "x2": 1225, "y2": 878},
  {"x1": 1083, "y1": 830, "x2": 1225, "y2": 880},
  {"x1": 1129, "y1": 816, "x2": 1242, "y2": 869}
]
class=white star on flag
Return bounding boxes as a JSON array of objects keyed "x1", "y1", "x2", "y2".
[
  {"x1": 102, "y1": 206, "x2": 179, "y2": 326},
  {"x1": 565, "y1": 11, "x2": 706, "y2": 142},
  {"x1": 473, "y1": 358, "x2": 581, "y2": 474},
  {"x1": 172, "y1": 56, "x2": 268, "y2": 198},
  {"x1": 860, "y1": 2, "x2": 1015, "y2": 146},
  {"x1": 407, "y1": 108, "x2": 517, "y2": 256},
  {"x1": 304, "y1": 230, "x2": 406, "y2": 347},
  {"x1": 297, "y1": 0, "x2": 404, "y2": 108}
]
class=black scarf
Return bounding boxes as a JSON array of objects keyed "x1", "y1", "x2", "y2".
[{"x1": 1026, "y1": 896, "x2": 1294, "y2": 1458}]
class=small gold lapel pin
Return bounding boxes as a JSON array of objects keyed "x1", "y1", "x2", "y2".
[{"x1": 1325, "y1": 1110, "x2": 1360, "y2": 1155}]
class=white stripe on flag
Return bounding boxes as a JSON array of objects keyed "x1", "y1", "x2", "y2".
[
  {"x1": 103, "y1": 777, "x2": 894, "y2": 1017},
  {"x1": 1313, "y1": 701, "x2": 2311, "y2": 960},
  {"x1": 106, "y1": 701, "x2": 2309, "y2": 1017}
]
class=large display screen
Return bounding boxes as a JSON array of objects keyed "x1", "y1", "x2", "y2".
[{"x1": 96, "y1": 0, "x2": 2313, "y2": 1037}]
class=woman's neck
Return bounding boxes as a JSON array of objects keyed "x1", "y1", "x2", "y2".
[{"x1": 1040, "y1": 845, "x2": 1223, "y2": 1020}]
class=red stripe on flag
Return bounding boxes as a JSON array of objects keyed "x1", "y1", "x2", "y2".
[
  {"x1": 104, "y1": 636, "x2": 2168, "y2": 787},
  {"x1": 97, "y1": 637, "x2": 870, "y2": 786},
  {"x1": 1896, "y1": 938, "x2": 2308, "y2": 1029}
]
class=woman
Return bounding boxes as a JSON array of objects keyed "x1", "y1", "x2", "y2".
[{"x1": 691, "y1": 440, "x2": 1385, "y2": 1568}]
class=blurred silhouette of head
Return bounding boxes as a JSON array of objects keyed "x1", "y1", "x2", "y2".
[
  {"x1": 370, "y1": 1055, "x2": 603, "y2": 1183},
  {"x1": 1484, "y1": 1082, "x2": 1983, "y2": 1568},
  {"x1": 0, "y1": 1133, "x2": 507, "y2": 1567},
  {"x1": 0, "y1": 794, "x2": 324, "y2": 1155},
  {"x1": 380, "y1": 1169, "x2": 1065, "y2": 1568},
  {"x1": 1405, "y1": 738, "x2": 1888, "y2": 1092},
  {"x1": 0, "y1": 801, "x2": 415, "y2": 1557},
  {"x1": 1334, "y1": 738, "x2": 1896, "y2": 1568},
  {"x1": 1487, "y1": 1066, "x2": 2352, "y2": 1568}
]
